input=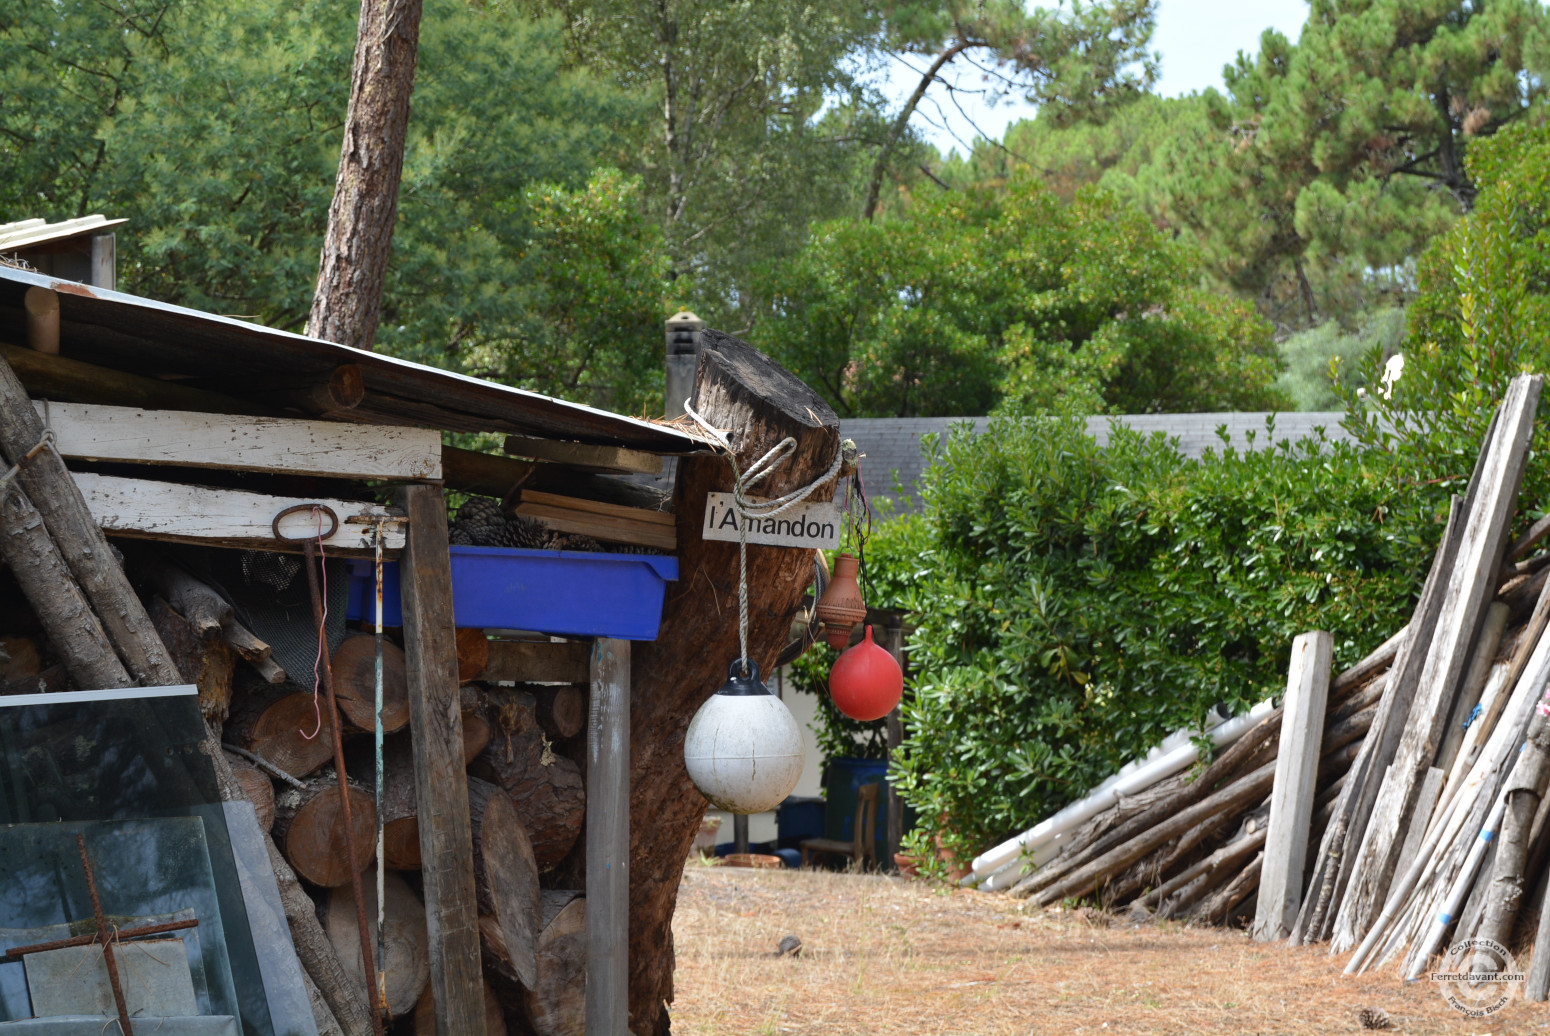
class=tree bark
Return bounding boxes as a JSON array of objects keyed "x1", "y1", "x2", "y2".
[
  {"x1": 627, "y1": 331, "x2": 840, "y2": 1032},
  {"x1": 469, "y1": 729, "x2": 584, "y2": 868},
  {"x1": 306, "y1": 0, "x2": 425, "y2": 350},
  {"x1": 0, "y1": 483, "x2": 130, "y2": 691},
  {"x1": 0, "y1": 353, "x2": 182, "y2": 687}
]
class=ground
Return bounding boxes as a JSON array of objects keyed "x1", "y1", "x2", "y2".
[{"x1": 669, "y1": 864, "x2": 1540, "y2": 1035}]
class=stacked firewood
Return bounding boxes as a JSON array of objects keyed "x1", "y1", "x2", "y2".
[
  {"x1": 0, "y1": 346, "x2": 593, "y2": 1035},
  {"x1": 191, "y1": 605, "x2": 590, "y2": 1034},
  {"x1": 988, "y1": 375, "x2": 1550, "y2": 991}
]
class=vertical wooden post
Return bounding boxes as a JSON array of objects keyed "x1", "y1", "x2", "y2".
[
  {"x1": 1253, "y1": 630, "x2": 1332, "y2": 941},
  {"x1": 882, "y1": 622, "x2": 905, "y2": 867},
  {"x1": 397, "y1": 484, "x2": 485, "y2": 1036},
  {"x1": 587, "y1": 638, "x2": 630, "y2": 1036}
]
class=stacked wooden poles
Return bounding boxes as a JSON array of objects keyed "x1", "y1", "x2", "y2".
[
  {"x1": 0, "y1": 352, "x2": 375, "y2": 1036},
  {"x1": 1332, "y1": 376, "x2": 1541, "y2": 952}
]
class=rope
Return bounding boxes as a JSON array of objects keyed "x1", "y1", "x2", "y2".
[
  {"x1": 682, "y1": 398, "x2": 844, "y2": 672},
  {"x1": 0, "y1": 428, "x2": 56, "y2": 494}
]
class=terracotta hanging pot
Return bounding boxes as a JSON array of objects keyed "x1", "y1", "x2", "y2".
[
  {"x1": 829, "y1": 625, "x2": 903, "y2": 721},
  {"x1": 815, "y1": 552, "x2": 866, "y2": 649}
]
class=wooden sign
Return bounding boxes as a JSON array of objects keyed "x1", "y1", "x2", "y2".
[{"x1": 701, "y1": 492, "x2": 840, "y2": 549}]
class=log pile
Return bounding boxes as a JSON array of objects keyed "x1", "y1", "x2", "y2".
[
  {"x1": 980, "y1": 375, "x2": 1550, "y2": 988},
  {"x1": 0, "y1": 346, "x2": 604, "y2": 1035}
]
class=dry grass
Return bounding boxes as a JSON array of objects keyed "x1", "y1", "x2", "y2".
[{"x1": 669, "y1": 864, "x2": 1538, "y2": 1035}]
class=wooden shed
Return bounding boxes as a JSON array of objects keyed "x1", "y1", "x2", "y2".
[{"x1": 0, "y1": 265, "x2": 842, "y2": 1035}]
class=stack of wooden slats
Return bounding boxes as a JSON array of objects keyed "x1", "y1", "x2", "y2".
[{"x1": 987, "y1": 375, "x2": 1550, "y2": 990}]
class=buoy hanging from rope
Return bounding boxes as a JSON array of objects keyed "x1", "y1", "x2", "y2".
[
  {"x1": 828, "y1": 624, "x2": 902, "y2": 721},
  {"x1": 684, "y1": 660, "x2": 805, "y2": 814}
]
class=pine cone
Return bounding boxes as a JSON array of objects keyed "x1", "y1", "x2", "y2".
[
  {"x1": 1356, "y1": 1007, "x2": 1393, "y2": 1030},
  {"x1": 547, "y1": 532, "x2": 603, "y2": 553},
  {"x1": 457, "y1": 497, "x2": 502, "y2": 525}
]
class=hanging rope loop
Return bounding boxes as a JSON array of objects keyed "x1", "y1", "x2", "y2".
[{"x1": 683, "y1": 398, "x2": 845, "y2": 674}]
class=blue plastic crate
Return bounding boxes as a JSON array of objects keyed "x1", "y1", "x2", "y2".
[{"x1": 346, "y1": 546, "x2": 678, "y2": 641}]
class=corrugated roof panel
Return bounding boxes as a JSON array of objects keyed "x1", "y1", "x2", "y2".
[
  {"x1": 0, "y1": 216, "x2": 126, "y2": 252},
  {"x1": 0, "y1": 265, "x2": 711, "y2": 453}
]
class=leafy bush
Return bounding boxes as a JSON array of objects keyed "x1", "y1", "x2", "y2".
[{"x1": 865, "y1": 416, "x2": 1445, "y2": 864}]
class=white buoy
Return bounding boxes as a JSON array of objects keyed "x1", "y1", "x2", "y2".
[{"x1": 684, "y1": 660, "x2": 804, "y2": 814}]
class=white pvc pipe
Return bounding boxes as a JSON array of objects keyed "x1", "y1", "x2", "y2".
[
  {"x1": 967, "y1": 700, "x2": 1274, "y2": 883},
  {"x1": 1404, "y1": 794, "x2": 1509, "y2": 982}
]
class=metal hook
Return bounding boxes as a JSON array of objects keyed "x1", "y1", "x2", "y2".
[{"x1": 271, "y1": 503, "x2": 340, "y2": 543}]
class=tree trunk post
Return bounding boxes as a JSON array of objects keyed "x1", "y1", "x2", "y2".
[{"x1": 626, "y1": 332, "x2": 839, "y2": 1033}]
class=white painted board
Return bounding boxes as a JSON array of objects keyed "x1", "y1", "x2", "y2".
[
  {"x1": 701, "y1": 492, "x2": 841, "y2": 549},
  {"x1": 73, "y1": 472, "x2": 406, "y2": 552},
  {"x1": 37, "y1": 401, "x2": 440, "y2": 480}
]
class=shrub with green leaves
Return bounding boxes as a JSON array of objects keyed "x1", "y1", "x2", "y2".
[{"x1": 865, "y1": 416, "x2": 1445, "y2": 865}]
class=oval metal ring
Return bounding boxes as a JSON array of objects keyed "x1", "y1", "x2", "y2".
[{"x1": 271, "y1": 503, "x2": 340, "y2": 543}]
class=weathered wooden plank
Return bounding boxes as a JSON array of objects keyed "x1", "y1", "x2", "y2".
[
  {"x1": 503, "y1": 435, "x2": 662, "y2": 475},
  {"x1": 38, "y1": 401, "x2": 441, "y2": 480},
  {"x1": 1393, "y1": 767, "x2": 1444, "y2": 890},
  {"x1": 1254, "y1": 631, "x2": 1332, "y2": 941},
  {"x1": 587, "y1": 638, "x2": 630, "y2": 1036},
  {"x1": 440, "y1": 446, "x2": 535, "y2": 499},
  {"x1": 520, "y1": 490, "x2": 675, "y2": 527},
  {"x1": 72, "y1": 472, "x2": 406, "y2": 553},
  {"x1": 479, "y1": 640, "x2": 590, "y2": 684},
  {"x1": 397, "y1": 484, "x2": 486, "y2": 1036},
  {"x1": 1, "y1": 341, "x2": 272, "y2": 416},
  {"x1": 1335, "y1": 374, "x2": 1542, "y2": 949},
  {"x1": 513, "y1": 501, "x2": 677, "y2": 550}
]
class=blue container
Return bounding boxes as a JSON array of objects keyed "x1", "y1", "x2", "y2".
[
  {"x1": 346, "y1": 546, "x2": 678, "y2": 641},
  {"x1": 776, "y1": 796, "x2": 826, "y2": 850}
]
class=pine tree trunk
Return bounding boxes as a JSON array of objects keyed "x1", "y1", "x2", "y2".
[{"x1": 306, "y1": 0, "x2": 424, "y2": 350}]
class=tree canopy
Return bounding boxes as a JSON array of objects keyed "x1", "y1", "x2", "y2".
[{"x1": 754, "y1": 177, "x2": 1285, "y2": 418}]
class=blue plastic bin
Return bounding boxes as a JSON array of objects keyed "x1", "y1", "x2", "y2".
[{"x1": 345, "y1": 546, "x2": 678, "y2": 640}]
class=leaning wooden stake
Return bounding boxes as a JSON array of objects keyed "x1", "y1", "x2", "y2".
[
  {"x1": 1475, "y1": 704, "x2": 1550, "y2": 953},
  {"x1": 1254, "y1": 631, "x2": 1332, "y2": 941}
]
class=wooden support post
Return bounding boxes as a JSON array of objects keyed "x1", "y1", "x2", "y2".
[
  {"x1": 882, "y1": 622, "x2": 905, "y2": 867},
  {"x1": 1253, "y1": 631, "x2": 1332, "y2": 941},
  {"x1": 397, "y1": 484, "x2": 485, "y2": 1036},
  {"x1": 587, "y1": 638, "x2": 630, "y2": 1036}
]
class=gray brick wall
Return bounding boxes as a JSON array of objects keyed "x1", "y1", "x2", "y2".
[{"x1": 840, "y1": 413, "x2": 1353, "y2": 515}]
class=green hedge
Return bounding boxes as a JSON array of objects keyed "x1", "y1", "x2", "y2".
[{"x1": 859, "y1": 416, "x2": 1449, "y2": 865}]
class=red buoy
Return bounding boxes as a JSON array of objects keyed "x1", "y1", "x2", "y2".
[{"x1": 829, "y1": 625, "x2": 903, "y2": 721}]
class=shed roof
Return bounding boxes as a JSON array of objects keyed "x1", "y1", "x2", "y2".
[
  {"x1": 0, "y1": 265, "x2": 708, "y2": 453},
  {"x1": 0, "y1": 216, "x2": 127, "y2": 252}
]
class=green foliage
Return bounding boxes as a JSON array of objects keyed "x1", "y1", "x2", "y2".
[
  {"x1": 0, "y1": 0, "x2": 665, "y2": 408},
  {"x1": 1277, "y1": 308, "x2": 1404, "y2": 411},
  {"x1": 755, "y1": 178, "x2": 1286, "y2": 417},
  {"x1": 1350, "y1": 114, "x2": 1550, "y2": 509},
  {"x1": 872, "y1": 417, "x2": 1442, "y2": 864}
]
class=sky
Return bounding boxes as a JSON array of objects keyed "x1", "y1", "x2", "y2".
[{"x1": 882, "y1": 0, "x2": 1310, "y2": 155}]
